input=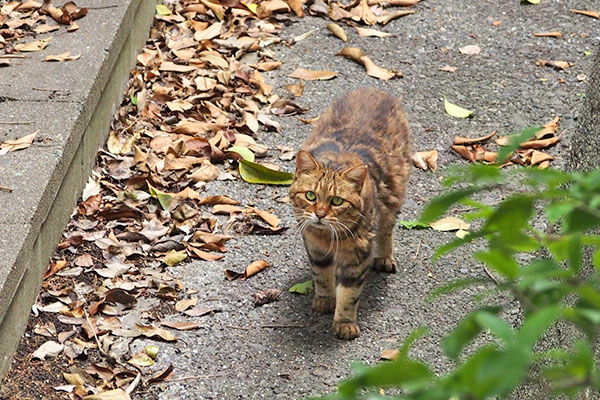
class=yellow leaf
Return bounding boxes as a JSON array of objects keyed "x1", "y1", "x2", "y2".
[
  {"x1": 156, "y1": 4, "x2": 171, "y2": 15},
  {"x1": 163, "y1": 250, "x2": 187, "y2": 266},
  {"x1": 444, "y1": 96, "x2": 473, "y2": 118},
  {"x1": 430, "y1": 217, "x2": 470, "y2": 232},
  {"x1": 241, "y1": 1, "x2": 258, "y2": 13}
]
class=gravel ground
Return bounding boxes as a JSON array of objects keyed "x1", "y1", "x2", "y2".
[{"x1": 142, "y1": 1, "x2": 598, "y2": 399}]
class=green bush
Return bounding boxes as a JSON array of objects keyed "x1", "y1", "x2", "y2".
[{"x1": 319, "y1": 162, "x2": 600, "y2": 399}]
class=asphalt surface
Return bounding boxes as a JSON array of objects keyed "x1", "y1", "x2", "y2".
[{"x1": 140, "y1": 1, "x2": 599, "y2": 399}]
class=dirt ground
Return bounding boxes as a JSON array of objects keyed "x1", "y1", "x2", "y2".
[{"x1": 1, "y1": 0, "x2": 598, "y2": 399}]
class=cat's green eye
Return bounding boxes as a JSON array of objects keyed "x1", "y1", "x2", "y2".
[
  {"x1": 305, "y1": 191, "x2": 316, "y2": 201},
  {"x1": 331, "y1": 196, "x2": 344, "y2": 206}
]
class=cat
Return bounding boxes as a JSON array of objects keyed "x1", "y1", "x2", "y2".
[{"x1": 289, "y1": 87, "x2": 411, "y2": 340}]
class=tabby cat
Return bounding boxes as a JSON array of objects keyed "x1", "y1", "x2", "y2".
[{"x1": 289, "y1": 88, "x2": 411, "y2": 340}]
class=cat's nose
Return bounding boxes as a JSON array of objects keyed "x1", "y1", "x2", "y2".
[{"x1": 315, "y1": 209, "x2": 327, "y2": 219}]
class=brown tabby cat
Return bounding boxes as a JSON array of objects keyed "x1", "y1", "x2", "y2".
[{"x1": 289, "y1": 88, "x2": 411, "y2": 340}]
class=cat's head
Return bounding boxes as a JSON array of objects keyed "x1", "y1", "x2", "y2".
[{"x1": 289, "y1": 150, "x2": 369, "y2": 233}]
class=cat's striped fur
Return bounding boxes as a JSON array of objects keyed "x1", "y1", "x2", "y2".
[{"x1": 289, "y1": 88, "x2": 411, "y2": 340}]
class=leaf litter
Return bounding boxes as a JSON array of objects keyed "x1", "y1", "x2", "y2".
[{"x1": 3, "y1": 0, "x2": 427, "y2": 397}]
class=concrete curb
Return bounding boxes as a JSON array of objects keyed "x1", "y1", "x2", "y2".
[{"x1": 0, "y1": 0, "x2": 156, "y2": 377}]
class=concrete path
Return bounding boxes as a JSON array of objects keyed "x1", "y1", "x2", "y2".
[{"x1": 1, "y1": 0, "x2": 598, "y2": 399}]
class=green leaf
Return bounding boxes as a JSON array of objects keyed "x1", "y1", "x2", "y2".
[
  {"x1": 144, "y1": 344, "x2": 159, "y2": 360},
  {"x1": 444, "y1": 96, "x2": 473, "y2": 118},
  {"x1": 228, "y1": 146, "x2": 255, "y2": 162},
  {"x1": 483, "y1": 195, "x2": 534, "y2": 237},
  {"x1": 239, "y1": 159, "x2": 294, "y2": 185},
  {"x1": 156, "y1": 4, "x2": 172, "y2": 15},
  {"x1": 475, "y1": 249, "x2": 519, "y2": 280},
  {"x1": 147, "y1": 182, "x2": 173, "y2": 211},
  {"x1": 563, "y1": 206, "x2": 600, "y2": 233},
  {"x1": 163, "y1": 249, "x2": 187, "y2": 267},
  {"x1": 433, "y1": 230, "x2": 484, "y2": 261},
  {"x1": 130, "y1": 94, "x2": 137, "y2": 105},
  {"x1": 443, "y1": 307, "x2": 501, "y2": 360},
  {"x1": 496, "y1": 125, "x2": 543, "y2": 163},
  {"x1": 545, "y1": 201, "x2": 576, "y2": 223},
  {"x1": 419, "y1": 187, "x2": 480, "y2": 224},
  {"x1": 398, "y1": 220, "x2": 430, "y2": 229},
  {"x1": 288, "y1": 280, "x2": 313, "y2": 294},
  {"x1": 472, "y1": 312, "x2": 515, "y2": 344},
  {"x1": 398, "y1": 327, "x2": 428, "y2": 359},
  {"x1": 517, "y1": 305, "x2": 561, "y2": 348}
]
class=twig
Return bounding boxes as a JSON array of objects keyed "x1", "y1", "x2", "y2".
[
  {"x1": 224, "y1": 324, "x2": 251, "y2": 330},
  {"x1": 0, "y1": 121, "x2": 32, "y2": 125},
  {"x1": 32, "y1": 87, "x2": 71, "y2": 92},
  {"x1": 126, "y1": 371, "x2": 142, "y2": 395},
  {"x1": 412, "y1": 238, "x2": 422, "y2": 262},
  {"x1": 482, "y1": 264, "x2": 500, "y2": 285},
  {"x1": 0, "y1": 185, "x2": 13, "y2": 193},
  {"x1": 169, "y1": 374, "x2": 223, "y2": 382}
]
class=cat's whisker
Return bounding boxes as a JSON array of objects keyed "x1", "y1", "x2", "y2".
[{"x1": 335, "y1": 220, "x2": 356, "y2": 241}]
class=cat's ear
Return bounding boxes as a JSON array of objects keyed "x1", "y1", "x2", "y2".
[
  {"x1": 296, "y1": 150, "x2": 321, "y2": 174},
  {"x1": 342, "y1": 165, "x2": 368, "y2": 188}
]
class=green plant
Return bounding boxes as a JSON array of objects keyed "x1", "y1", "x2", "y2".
[{"x1": 318, "y1": 163, "x2": 600, "y2": 399}]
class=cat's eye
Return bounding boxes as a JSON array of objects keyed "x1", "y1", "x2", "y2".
[
  {"x1": 305, "y1": 191, "x2": 316, "y2": 201},
  {"x1": 331, "y1": 196, "x2": 344, "y2": 206}
]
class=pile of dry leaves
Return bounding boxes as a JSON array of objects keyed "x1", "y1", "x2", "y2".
[{"x1": 2, "y1": 0, "x2": 422, "y2": 399}]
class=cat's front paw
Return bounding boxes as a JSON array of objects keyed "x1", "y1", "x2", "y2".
[
  {"x1": 373, "y1": 257, "x2": 397, "y2": 273},
  {"x1": 313, "y1": 296, "x2": 335, "y2": 314},
  {"x1": 333, "y1": 320, "x2": 360, "y2": 340}
]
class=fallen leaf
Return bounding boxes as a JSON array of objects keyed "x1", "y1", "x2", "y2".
[
  {"x1": 163, "y1": 250, "x2": 187, "y2": 266},
  {"x1": 0, "y1": 130, "x2": 38, "y2": 152},
  {"x1": 533, "y1": 31, "x2": 562, "y2": 38},
  {"x1": 194, "y1": 21, "x2": 222, "y2": 41},
  {"x1": 256, "y1": 0, "x2": 290, "y2": 18},
  {"x1": 32, "y1": 340, "x2": 64, "y2": 360},
  {"x1": 147, "y1": 182, "x2": 173, "y2": 210},
  {"x1": 570, "y1": 9, "x2": 600, "y2": 19},
  {"x1": 145, "y1": 344, "x2": 159, "y2": 360},
  {"x1": 44, "y1": 260, "x2": 68, "y2": 279},
  {"x1": 134, "y1": 324, "x2": 177, "y2": 341},
  {"x1": 184, "y1": 305, "x2": 220, "y2": 317},
  {"x1": 411, "y1": 150, "x2": 438, "y2": 171},
  {"x1": 160, "y1": 321, "x2": 201, "y2": 330},
  {"x1": 252, "y1": 289, "x2": 282, "y2": 306},
  {"x1": 398, "y1": 220, "x2": 429, "y2": 229},
  {"x1": 147, "y1": 364, "x2": 174, "y2": 384},
  {"x1": 439, "y1": 65, "x2": 457, "y2": 73},
  {"x1": 83, "y1": 389, "x2": 131, "y2": 400},
  {"x1": 444, "y1": 96, "x2": 473, "y2": 118},
  {"x1": 201, "y1": 0, "x2": 225, "y2": 20},
  {"x1": 197, "y1": 195, "x2": 239, "y2": 205},
  {"x1": 289, "y1": 68, "x2": 337, "y2": 81},
  {"x1": 536, "y1": 59, "x2": 572, "y2": 70},
  {"x1": 74, "y1": 254, "x2": 93, "y2": 267},
  {"x1": 491, "y1": 20, "x2": 502, "y2": 26},
  {"x1": 239, "y1": 159, "x2": 294, "y2": 185},
  {"x1": 156, "y1": 4, "x2": 171, "y2": 15},
  {"x1": 225, "y1": 260, "x2": 270, "y2": 281},
  {"x1": 252, "y1": 208, "x2": 280, "y2": 227},
  {"x1": 430, "y1": 216, "x2": 470, "y2": 232},
  {"x1": 128, "y1": 352, "x2": 155, "y2": 367},
  {"x1": 377, "y1": 9, "x2": 415, "y2": 25},
  {"x1": 251, "y1": 61, "x2": 282, "y2": 71},
  {"x1": 380, "y1": 349, "x2": 399, "y2": 360},
  {"x1": 459, "y1": 44, "x2": 481, "y2": 55},
  {"x1": 453, "y1": 131, "x2": 496, "y2": 145},
  {"x1": 356, "y1": 27, "x2": 392, "y2": 38},
  {"x1": 44, "y1": 51, "x2": 80, "y2": 62},
  {"x1": 286, "y1": 82, "x2": 304, "y2": 97},
  {"x1": 327, "y1": 23, "x2": 347, "y2": 42},
  {"x1": 15, "y1": 37, "x2": 52, "y2": 52},
  {"x1": 175, "y1": 297, "x2": 198, "y2": 312},
  {"x1": 337, "y1": 47, "x2": 398, "y2": 80},
  {"x1": 288, "y1": 279, "x2": 313, "y2": 294},
  {"x1": 451, "y1": 145, "x2": 476, "y2": 162}
]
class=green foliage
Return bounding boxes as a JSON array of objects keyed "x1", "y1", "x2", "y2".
[{"x1": 318, "y1": 163, "x2": 600, "y2": 399}]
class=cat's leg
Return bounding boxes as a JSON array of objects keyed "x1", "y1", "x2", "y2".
[
  {"x1": 373, "y1": 208, "x2": 397, "y2": 273},
  {"x1": 333, "y1": 258, "x2": 370, "y2": 340},
  {"x1": 307, "y1": 249, "x2": 336, "y2": 314}
]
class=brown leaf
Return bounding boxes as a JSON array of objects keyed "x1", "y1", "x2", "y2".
[
  {"x1": 377, "y1": 9, "x2": 415, "y2": 25},
  {"x1": 212, "y1": 204, "x2": 245, "y2": 214},
  {"x1": 198, "y1": 195, "x2": 239, "y2": 205},
  {"x1": 536, "y1": 59, "x2": 573, "y2": 70},
  {"x1": 289, "y1": 68, "x2": 337, "y2": 80},
  {"x1": 327, "y1": 22, "x2": 347, "y2": 42},
  {"x1": 251, "y1": 61, "x2": 283, "y2": 71},
  {"x1": 201, "y1": 0, "x2": 225, "y2": 20},
  {"x1": 15, "y1": 37, "x2": 52, "y2": 52},
  {"x1": 533, "y1": 31, "x2": 562, "y2": 38},
  {"x1": 356, "y1": 27, "x2": 392, "y2": 38},
  {"x1": 147, "y1": 364, "x2": 175, "y2": 384},
  {"x1": 367, "y1": 0, "x2": 417, "y2": 4},
  {"x1": 530, "y1": 150, "x2": 554, "y2": 165},
  {"x1": 134, "y1": 324, "x2": 178, "y2": 342},
  {"x1": 287, "y1": 0, "x2": 305, "y2": 16},
  {"x1": 535, "y1": 116, "x2": 559, "y2": 139},
  {"x1": 349, "y1": 0, "x2": 377, "y2": 25},
  {"x1": 380, "y1": 349, "x2": 399, "y2": 360},
  {"x1": 439, "y1": 65, "x2": 457, "y2": 73},
  {"x1": 520, "y1": 136, "x2": 560, "y2": 149},
  {"x1": 225, "y1": 259, "x2": 270, "y2": 281},
  {"x1": 570, "y1": 9, "x2": 600, "y2": 19},
  {"x1": 74, "y1": 254, "x2": 93, "y2": 267},
  {"x1": 411, "y1": 150, "x2": 438, "y2": 171},
  {"x1": 491, "y1": 20, "x2": 502, "y2": 26},
  {"x1": 256, "y1": 0, "x2": 290, "y2": 18},
  {"x1": 337, "y1": 47, "x2": 398, "y2": 80},
  {"x1": 175, "y1": 297, "x2": 198, "y2": 312},
  {"x1": 44, "y1": 260, "x2": 68, "y2": 279},
  {"x1": 44, "y1": 51, "x2": 80, "y2": 62},
  {"x1": 451, "y1": 145, "x2": 476, "y2": 162},
  {"x1": 187, "y1": 245, "x2": 225, "y2": 261},
  {"x1": 285, "y1": 82, "x2": 304, "y2": 97},
  {"x1": 184, "y1": 305, "x2": 220, "y2": 317},
  {"x1": 194, "y1": 21, "x2": 222, "y2": 41},
  {"x1": 251, "y1": 208, "x2": 280, "y2": 227},
  {"x1": 160, "y1": 321, "x2": 201, "y2": 331},
  {"x1": 0, "y1": 130, "x2": 38, "y2": 152},
  {"x1": 453, "y1": 131, "x2": 497, "y2": 145}
]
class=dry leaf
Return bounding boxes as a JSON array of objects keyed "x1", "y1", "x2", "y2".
[
  {"x1": 327, "y1": 22, "x2": 347, "y2": 42},
  {"x1": 459, "y1": 44, "x2": 481, "y2": 55},
  {"x1": 536, "y1": 59, "x2": 573, "y2": 70},
  {"x1": 337, "y1": 47, "x2": 398, "y2": 80},
  {"x1": 289, "y1": 68, "x2": 337, "y2": 80},
  {"x1": 451, "y1": 145, "x2": 476, "y2": 162},
  {"x1": 439, "y1": 65, "x2": 457, "y2": 73},
  {"x1": 44, "y1": 51, "x2": 80, "y2": 62},
  {"x1": 252, "y1": 288, "x2": 282, "y2": 306},
  {"x1": 453, "y1": 131, "x2": 497, "y2": 145},
  {"x1": 491, "y1": 20, "x2": 502, "y2": 26},
  {"x1": 430, "y1": 217, "x2": 470, "y2": 231},
  {"x1": 252, "y1": 208, "x2": 280, "y2": 227},
  {"x1": 225, "y1": 260, "x2": 270, "y2": 281},
  {"x1": 356, "y1": 27, "x2": 392, "y2": 38},
  {"x1": 32, "y1": 341, "x2": 64, "y2": 360},
  {"x1": 367, "y1": 0, "x2": 417, "y2": 4},
  {"x1": 175, "y1": 297, "x2": 198, "y2": 312},
  {"x1": 533, "y1": 31, "x2": 562, "y2": 38},
  {"x1": 286, "y1": 82, "x2": 304, "y2": 97},
  {"x1": 380, "y1": 349, "x2": 399, "y2": 360},
  {"x1": 412, "y1": 150, "x2": 438, "y2": 171},
  {"x1": 15, "y1": 37, "x2": 52, "y2": 52},
  {"x1": 194, "y1": 21, "x2": 222, "y2": 41},
  {"x1": 160, "y1": 321, "x2": 201, "y2": 330},
  {"x1": 0, "y1": 130, "x2": 38, "y2": 152},
  {"x1": 377, "y1": 9, "x2": 415, "y2": 25},
  {"x1": 570, "y1": 9, "x2": 600, "y2": 19}
]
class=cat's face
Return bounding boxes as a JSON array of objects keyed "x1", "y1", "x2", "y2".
[{"x1": 290, "y1": 151, "x2": 368, "y2": 235}]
